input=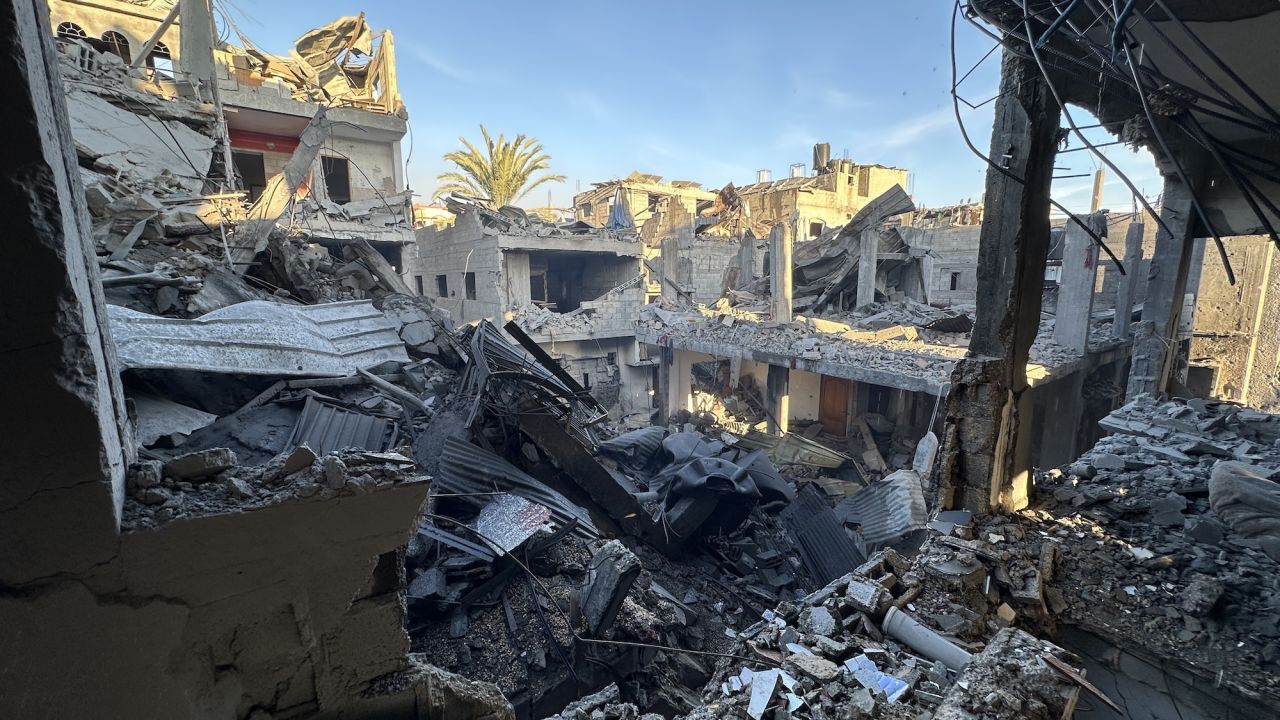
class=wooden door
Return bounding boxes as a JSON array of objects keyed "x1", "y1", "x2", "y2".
[{"x1": 819, "y1": 376, "x2": 851, "y2": 435}]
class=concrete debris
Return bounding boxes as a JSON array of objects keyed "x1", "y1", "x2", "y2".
[
  {"x1": 1026, "y1": 395, "x2": 1280, "y2": 703},
  {"x1": 582, "y1": 540, "x2": 642, "y2": 636},
  {"x1": 162, "y1": 447, "x2": 237, "y2": 480}
]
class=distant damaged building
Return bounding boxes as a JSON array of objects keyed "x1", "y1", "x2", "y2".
[
  {"x1": 47, "y1": 0, "x2": 415, "y2": 280},
  {"x1": 406, "y1": 197, "x2": 657, "y2": 421},
  {"x1": 737, "y1": 143, "x2": 910, "y2": 239},
  {"x1": 573, "y1": 171, "x2": 715, "y2": 229}
]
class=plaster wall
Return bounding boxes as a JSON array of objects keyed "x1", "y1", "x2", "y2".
[{"x1": 47, "y1": 0, "x2": 181, "y2": 60}]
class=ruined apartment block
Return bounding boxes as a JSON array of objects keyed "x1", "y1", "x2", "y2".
[{"x1": 406, "y1": 198, "x2": 656, "y2": 420}]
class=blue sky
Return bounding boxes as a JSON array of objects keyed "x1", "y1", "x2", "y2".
[{"x1": 220, "y1": 0, "x2": 1162, "y2": 214}]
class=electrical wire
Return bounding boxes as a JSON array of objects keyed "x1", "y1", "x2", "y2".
[
  {"x1": 949, "y1": 1, "x2": 1126, "y2": 274},
  {"x1": 1018, "y1": 0, "x2": 1179, "y2": 257},
  {"x1": 422, "y1": 513, "x2": 780, "y2": 668},
  {"x1": 1042, "y1": 0, "x2": 1277, "y2": 258},
  {"x1": 1116, "y1": 38, "x2": 1235, "y2": 284}
]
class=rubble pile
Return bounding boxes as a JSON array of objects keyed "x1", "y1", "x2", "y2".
[
  {"x1": 445, "y1": 193, "x2": 640, "y2": 240},
  {"x1": 511, "y1": 303, "x2": 596, "y2": 335},
  {"x1": 60, "y1": 38, "x2": 416, "y2": 319},
  {"x1": 1025, "y1": 395, "x2": 1280, "y2": 701},
  {"x1": 638, "y1": 302, "x2": 966, "y2": 385},
  {"x1": 680, "y1": 548, "x2": 1083, "y2": 720}
]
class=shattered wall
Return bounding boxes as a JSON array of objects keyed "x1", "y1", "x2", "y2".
[
  {"x1": 318, "y1": 133, "x2": 401, "y2": 202},
  {"x1": 409, "y1": 213, "x2": 504, "y2": 319},
  {"x1": 897, "y1": 225, "x2": 982, "y2": 306},
  {"x1": 685, "y1": 238, "x2": 741, "y2": 304},
  {"x1": 47, "y1": 0, "x2": 181, "y2": 63}
]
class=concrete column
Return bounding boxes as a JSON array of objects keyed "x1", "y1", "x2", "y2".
[
  {"x1": 178, "y1": 0, "x2": 217, "y2": 100},
  {"x1": 1090, "y1": 168, "x2": 1105, "y2": 213},
  {"x1": 737, "y1": 234, "x2": 756, "y2": 289},
  {"x1": 1053, "y1": 211, "x2": 1105, "y2": 353},
  {"x1": 660, "y1": 233, "x2": 680, "y2": 303},
  {"x1": 1242, "y1": 242, "x2": 1279, "y2": 404},
  {"x1": 1, "y1": 0, "x2": 130, "y2": 586},
  {"x1": 766, "y1": 363, "x2": 790, "y2": 435},
  {"x1": 770, "y1": 222, "x2": 792, "y2": 322},
  {"x1": 938, "y1": 47, "x2": 1060, "y2": 513},
  {"x1": 1126, "y1": 177, "x2": 1198, "y2": 400},
  {"x1": 663, "y1": 348, "x2": 692, "y2": 421},
  {"x1": 856, "y1": 229, "x2": 878, "y2": 308},
  {"x1": 1113, "y1": 221, "x2": 1144, "y2": 339}
]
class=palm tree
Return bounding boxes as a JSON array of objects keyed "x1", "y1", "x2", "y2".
[{"x1": 434, "y1": 125, "x2": 566, "y2": 207}]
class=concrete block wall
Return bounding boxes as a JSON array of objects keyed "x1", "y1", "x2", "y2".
[
  {"x1": 407, "y1": 215, "x2": 503, "y2": 321},
  {"x1": 900, "y1": 225, "x2": 981, "y2": 305},
  {"x1": 685, "y1": 238, "x2": 739, "y2": 304}
]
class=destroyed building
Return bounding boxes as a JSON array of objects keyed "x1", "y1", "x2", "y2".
[
  {"x1": 573, "y1": 171, "x2": 716, "y2": 229},
  {"x1": 737, "y1": 144, "x2": 910, "y2": 239},
  {"x1": 7, "y1": 1, "x2": 1280, "y2": 719},
  {"x1": 405, "y1": 195, "x2": 657, "y2": 423},
  {"x1": 49, "y1": 0, "x2": 415, "y2": 273}
]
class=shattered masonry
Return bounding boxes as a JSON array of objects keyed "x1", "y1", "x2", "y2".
[{"x1": 4, "y1": 3, "x2": 1280, "y2": 720}]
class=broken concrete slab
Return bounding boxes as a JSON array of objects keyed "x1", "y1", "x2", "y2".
[
  {"x1": 582, "y1": 540, "x2": 641, "y2": 636},
  {"x1": 65, "y1": 89, "x2": 214, "y2": 194},
  {"x1": 163, "y1": 447, "x2": 236, "y2": 481}
]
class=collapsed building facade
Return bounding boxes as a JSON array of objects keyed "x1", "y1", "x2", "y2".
[{"x1": 6, "y1": 1, "x2": 1280, "y2": 720}]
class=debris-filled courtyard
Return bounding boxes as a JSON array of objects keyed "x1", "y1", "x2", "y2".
[{"x1": 4, "y1": 2, "x2": 1280, "y2": 719}]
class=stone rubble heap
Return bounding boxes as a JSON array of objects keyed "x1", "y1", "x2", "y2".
[
  {"x1": 1023, "y1": 395, "x2": 1280, "y2": 702},
  {"x1": 678, "y1": 544, "x2": 1083, "y2": 720}
]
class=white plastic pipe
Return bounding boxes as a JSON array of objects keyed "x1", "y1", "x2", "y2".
[{"x1": 882, "y1": 606, "x2": 973, "y2": 671}]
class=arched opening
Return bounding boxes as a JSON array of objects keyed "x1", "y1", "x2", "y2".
[
  {"x1": 54, "y1": 21, "x2": 86, "y2": 40},
  {"x1": 148, "y1": 40, "x2": 173, "y2": 78},
  {"x1": 99, "y1": 30, "x2": 131, "y2": 64}
]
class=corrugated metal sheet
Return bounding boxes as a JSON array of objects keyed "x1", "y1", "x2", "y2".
[
  {"x1": 780, "y1": 484, "x2": 866, "y2": 585},
  {"x1": 456, "y1": 321, "x2": 607, "y2": 445},
  {"x1": 731, "y1": 431, "x2": 851, "y2": 469},
  {"x1": 436, "y1": 437, "x2": 599, "y2": 538},
  {"x1": 109, "y1": 300, "x2": 408, "y2": 376},
  {"x1": 834, "y1": 470, "x2": 927, "y2": 546},
  {"x1": 286, "y1": 395, "x2": 397, "y2": 455}
]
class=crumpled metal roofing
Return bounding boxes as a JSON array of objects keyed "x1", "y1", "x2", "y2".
[
  {"x1": 285, "y1": 395, "x2": 397, "y2": 455},
  {"x1": 436, "y1": 437, "x2": 599, "y2": 539},
  {"x1": 781, "y1": 484, "x2": 866, "y2": 585},
  {"x1": 109, "y1": 300, "x2": 408, "y2": 376},
  {"x1": 834, "y1": 469, "x2": 927, "y2": 546}
]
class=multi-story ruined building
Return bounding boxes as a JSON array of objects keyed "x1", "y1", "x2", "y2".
[
  {"x1": 737, "y1": 144, "x2": 910, "y2": 239},
  {"x1": 407, "y1": 199, "x2": 657, "y2": 421},
  {"x1": 573, "y1": 172, "x2": 715, "y2": 229},
  {"x1": 47, "y1": 0, "x2": 415, "y2": 270}
]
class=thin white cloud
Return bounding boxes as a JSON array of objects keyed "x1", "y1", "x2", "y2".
[
  {"x1": 564, "y1": 89, "x2": 613, "y2": 122},
  {"x1": 823, "y1": 88, "x2": 870, "y2": 110},
  {"x1": 879, "y1": 107, "x2": 954, "y2": 149},
  {"x1": 402, "y1": 43, "x2": 470, "y2": 82}
]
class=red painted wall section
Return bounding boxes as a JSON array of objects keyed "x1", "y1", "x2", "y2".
[{"x1": 228, "y1": 128, "x2": 300, "y2": 154}]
